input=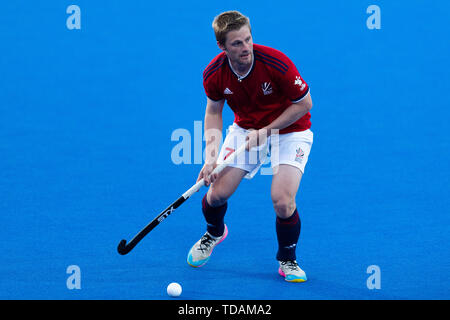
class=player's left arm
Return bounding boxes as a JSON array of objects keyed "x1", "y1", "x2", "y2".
[
  {"x1": 265, "y1": 55, "x2": 313, "y2": 134},
  {"x1": 263, "y1": 92, "x2": 312, "y2": 133},
  {"x1": 246, "y1": 55, "x2": 312, "y2": 150},
  {"x1": 246, "y1": 95, "x2": 312, "y2": 150}
]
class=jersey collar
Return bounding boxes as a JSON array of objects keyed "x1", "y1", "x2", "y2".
[{"x1": 227, "y1": 53, "x2": 255, "y2": 82}]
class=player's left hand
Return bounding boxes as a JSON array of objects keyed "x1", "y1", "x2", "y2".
[{"x1": 245, "y1": 128, "x2": 269, "y2": 151}]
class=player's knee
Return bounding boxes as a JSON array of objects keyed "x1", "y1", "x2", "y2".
[
  {"x1": 207, "y1": 188, "x2": 229, "y2": 207},
  {"x1": 272, "y1": 195, "x2": 296, "y2": 218}
]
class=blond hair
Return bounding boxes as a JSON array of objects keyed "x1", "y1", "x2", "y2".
[{"x1": 212, "y1": 11, "x2": 251, "y2": 46}]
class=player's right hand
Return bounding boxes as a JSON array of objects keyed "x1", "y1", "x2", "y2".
[{"x1": 197, "y1": 163, "x2": 218, "y2": 187}]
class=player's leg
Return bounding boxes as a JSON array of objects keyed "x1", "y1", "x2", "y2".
[
  {"x1": 187, "y1": 166, "x2": 247, "y2": 268},
  {"x1": 270, "y1": 129, "x2": 313, "y2": 282},
  {"x1": 271, "y1": 164, "x2": 307, "y2": 282},
  {"x1": 188, "y1": 124, "x2": 256, "y2": 267},
  {"x1": 271, "y1": 164, "x2": 303, "y2": 257},
  {"x1": 199, "y1": 123, "x2": 261, "y2": 236},
  {"x1": 204, "y1": 166, "x2": 247, "y2": 236},
  {"x1": 202, "y1": 124, "x2": 253, "y2": 237}
]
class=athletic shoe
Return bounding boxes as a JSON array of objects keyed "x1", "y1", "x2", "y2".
[
  {"x1": 278, "y1": 260, "x2": 307, "y2": 282},
  {"x1": 187, "y1": 225, "x2": 228, "y2": 268}
]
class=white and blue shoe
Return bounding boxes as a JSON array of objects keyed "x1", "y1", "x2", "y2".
[
  {"x1": 278, "y1": 260, "x2": 307, "y2": 282},
  {"x1": 187, "y1": 225, "x2": 228, "y2": 268}
]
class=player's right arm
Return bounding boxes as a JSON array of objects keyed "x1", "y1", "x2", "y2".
[{"x1": 197, "y1": 97, "x2": 225, "y2": 186}]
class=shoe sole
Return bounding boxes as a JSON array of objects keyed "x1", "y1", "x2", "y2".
[
  {"x1": 278, "y1": 268, "x2": 307, "y2": 283},
  {"x1": 187, "y1": 225, "x2": 228, "y2": 268}
]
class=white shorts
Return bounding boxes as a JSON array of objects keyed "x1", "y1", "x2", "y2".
[{"x1": 217, "y1": 123, "x2": 313, "y2": 179}]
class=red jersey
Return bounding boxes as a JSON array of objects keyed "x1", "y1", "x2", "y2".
[{"x1": 203, "y1": 44, "x2": 311, "y2": 134}]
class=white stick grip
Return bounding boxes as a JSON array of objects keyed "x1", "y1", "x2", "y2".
[{"x1": 182, "y1": 143, "x2": 247, "y2": 199}]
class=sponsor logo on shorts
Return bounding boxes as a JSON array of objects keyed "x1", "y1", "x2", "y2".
[{"x1": 295, "y1": 147, "x2": 304, "y2": 163}]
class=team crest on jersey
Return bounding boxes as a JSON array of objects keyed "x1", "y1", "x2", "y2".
[
  {"x1": 295, "y1": 147, "x2": 304, "y2": 163},
  {"x1": 261, "y1": 82, "x2": 273, "y2": 95},
  {"x1": 294, "y1": 76, "x2": 306, "y2": 91}
]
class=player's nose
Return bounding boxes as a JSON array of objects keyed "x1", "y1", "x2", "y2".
[{"x1": 243, "y1": 42, "x2": 251, "y2": 52}]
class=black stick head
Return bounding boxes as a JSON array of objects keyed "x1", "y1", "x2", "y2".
[{"x1": 117, "y1": 239, "x2": 129, "y2": 255}]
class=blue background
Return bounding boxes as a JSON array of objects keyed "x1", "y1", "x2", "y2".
[{"x1": 0, "y1": 0, "x2": 449, "y2": 299}]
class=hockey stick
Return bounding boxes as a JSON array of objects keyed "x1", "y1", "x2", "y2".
[{"x1": 117, "y1": 143, "x2": 247, "y2": 255}]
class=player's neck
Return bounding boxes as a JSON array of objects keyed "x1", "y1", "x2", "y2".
[{"x1": 228, "y1": 55, "x2": 253, "y2": 78}]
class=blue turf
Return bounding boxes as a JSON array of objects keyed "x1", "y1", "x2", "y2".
[{"x1": 0, "y1": 0, "x2": 449, "y2": 299}]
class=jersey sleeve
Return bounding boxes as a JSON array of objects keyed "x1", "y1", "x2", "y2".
[
  {"x1": 202, "y1": 55, "x2": 226, "y2": 101},
  {"x1": 278, "y1": 57, "x2": 310, "y2": 103},
  {"x1": 203, "y1": 77, "x2": 224, "y2": 102}
]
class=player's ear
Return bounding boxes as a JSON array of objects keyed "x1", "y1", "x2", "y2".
[{"x1": 217, "y1": 41, "x2": 226, "y2": 52}]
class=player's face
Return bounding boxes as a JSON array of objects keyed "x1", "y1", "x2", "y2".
[{"x1": 221, "y1": 25, "x2": 253, "y2": 67}]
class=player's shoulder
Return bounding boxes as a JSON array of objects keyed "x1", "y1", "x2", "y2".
[
  {"x1": 253, "y1": 43, "x2": 294, "y2": 75},
  {"x1": 203, "y1": 51, "x2": 227, "y2": 82},
  {"x1": 253, "y1": 43, "x2": 290, "y2": 59}
]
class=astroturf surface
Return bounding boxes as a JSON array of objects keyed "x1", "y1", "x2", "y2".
[{"x1": 0, "y1": 0, "x2": 449, "y2": 299}]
